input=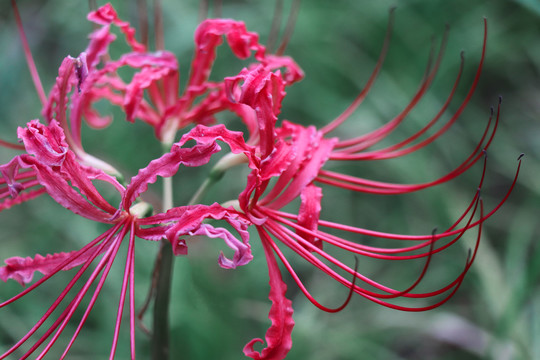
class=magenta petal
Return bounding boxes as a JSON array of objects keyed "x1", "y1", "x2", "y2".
[
  {"x1": 225, "y1": 66, "x2": 285, "y2": 158},
  {"x1": 17, "y1": 120, "x2": 68, "y2": 166},
  {"x1": 42, "y1": 56, "x2": 77, "y2": 128},
  {"x1": 172, "y1": 238, "x2": 188, "y2": 256},
  {"x1": 0, "y1": 188, "x2": 46, "y2": 212},
  {"x1": 16, "y1": 120, "x2": 119, "y2": 216},
  {"x1": 0, "y1": 156, "x2": 27, "y2": 198},
  {"x1": 178, "y1": 124, "x2": 257, "y2": 167},
  {"x1": 259, "y1": 140, "x2": 295, "y2": 180},
  {"x1": 189, "y1": 19, "x2": 265, "y2": 88},
  {"x1": 296, "y1": 185, "x2": 323, "y2": 250},
  {"x1": 117, "y1": 51, "x2": 178, "y2": 69},
  {"x1": 85, "y1": 25, "x2": 116, "y2": 69},
  {"x1": 157, "y1": 203, "x2": 252, "y2": 268},
  {"x1": 87, "y1": 3, "x2": 145, "y2": 52},
  {"x1": 122, "y1": 142, "x2": 220, "y2": 209},
  {"x1": 266, "y1": 123, "x2": 337, "y2": 209},
  {"x1": 244, "y1": 232, "x2": 294, "y2": 360},
  {"x1": 0, "y1": 250, "x2": 86, "y2": 286},
  {"x1": 18, "y1": 155, "x2": 114, "y2": 222},
  {"x1": 124, "y1": 65, "x2": 175, "y2": 122},
  {"x1": 87, "y1": 3, "x2": 120, "y2": 24},
  {"x1": 191, "y1": 222, "x2": 252, "y2": 269},
  {"x1": 263, "y1": 55, "x2": 304, "y2": 85}
]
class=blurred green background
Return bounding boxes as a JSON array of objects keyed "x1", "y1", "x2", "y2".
[{"x1": 0, "y1": 0, "x2": 539, "y2": 359}]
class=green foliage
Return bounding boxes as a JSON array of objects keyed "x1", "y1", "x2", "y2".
[{"x1": 0, "y1": 0, "x2": 538, "y2": 359}]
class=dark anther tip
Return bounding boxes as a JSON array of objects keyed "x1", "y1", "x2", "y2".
[
  {"x1": 498, "y1": 95, "x2": 503, "y2": 104},
  {"x1": 482, "y1": 149, "x2": 487, "y2": 157},
  {"x1": 490, "y1": 106, "x2": 494, "y2": 116},
  {"x1": 518, "y1": 153, "x2": 525, "y2": 161},
  {"x1": 431, "y1": 228, "x2": 438, "y2": 236},
  {"x1": 460, "y1": 51, "x2": 465, "y2": 60},
  {"x1": 389, "y1": 5, "x2": 397, "y2": 13}
]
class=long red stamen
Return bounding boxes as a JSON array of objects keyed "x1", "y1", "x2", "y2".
[
  {"x1": 110, "y1": 221, "x2": 136, "y2": 360},
  {"x1": 58, "y1": 225, "x2": 131, "y2": 359},
  {"x1": 11, "y1": 0, "x2": 47, "y2": 106},
  {"x1": 332, "y1": 23, "x2": 449, "y2": 151},
  {"x1": 275, "y1": 0, "x2": 301, "y2": 56},
  {"x1": 0, "y1": 138, "x2": 25, "y2": 151},
  {"x1": 265, "y1": 152, "x2": 521, "y2": 248},
  {"x1": 33, "y1": 223, "x2": 130, "y2": 360},
  {"x1": 0, "y1": 222, "x2": 124, "y2": 359},
  {"x1": 262, "y1": 227, "x2": 357, "y2": 313},
  {"x1": 335, "y1": 50, "x2": 464, "y2": 159},
  {"x1": 317, "y1": 99, "x2": 498, "y2": 195},
  {"x1": 321, "y1": 7, "x2": 395, "y2": 135},
  {"x1": 261, "y1": 211, "x2": 480, "y2": 309}
]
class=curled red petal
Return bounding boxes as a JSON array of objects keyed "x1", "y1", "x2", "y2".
[
  {"x1": 124, "y1": 65, "x2": 176, "y2": 122},
  {"x1": 189, "y1": 19, "x2": 266, "y2": 88},
  {"x1": 0, "y1": 156, "x2": 27, "y2": 198},
  {"x1": 178, "y1": 124, "x2": 258, "y2": 168},
  {"x1": 0, "y1": 246, "x2": 103, "y2": 286},
  {"x1": 17, "y1": 120, "x2": 68, "y2": 166},
  {"x1": 121, "y1": 142, "x2": 220, "y2": 210},
  {"x1": 149, "y1": 203, "x2": 253, "y2": 268},
  {"x1": 87, "y1": 3, "x2": 145, "y2": 52},
  {"x1": 16, "y1": 120, "x2": 120, "y2": 216},
  {"x1": 296, "y1": 184, "x2": 323, "y2": 250},
  {"x1": 17, "y1": 154, "x2": 115, "y2": 222},
  {"x1": 244, "y1": 230, "x2": 294, "y2": 360},
  {"x1": 42, "y1": 57, "x2": 76, "y2": 126},
  {"x1": 0, "y1": 188, "x2": 46, "y2": 212},
  {"x1": 84, "y1": 25, "x2": 116, "y2": 69},
  {"x1": 263, "y1": 55, "x2": 304, "y2": 85},
  {"x1": 191, "y1": 223, "x2": 252, "y2": 269},
  {"x1": 225, "y1": 66, "x2": 285, "y2": 158},
  {"x1": 263, "y1": 122, "x2": 337, "y2": 209}
]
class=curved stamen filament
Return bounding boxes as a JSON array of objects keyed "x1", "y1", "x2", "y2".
[
  {"x1": 334, "y1": 50, "x2": 464, "y2": 159},
  {"x1": 32, "y1": 224, "x2": 130, "y2": 360},
  {"x1": 0, "y1": 221, "x2": 126, "y2": 359},
  {"x1": 333, "y1": 23, "x2": 450, "y2": 151},
  {"x1": 266, "y1": 152, "x2": 521, "y2": 250},
  {"x1": 11, "y1": 0, "x2": 46, "y2": 106},
  {"x1": 260, "y1": 228, "x2": 357, "y2": 313},
  {"x1": 259, "y1": 208, "x2": 482, "y2": 309},
  {"x1": 321, "y1": 7, "x2": 395, "y2": 135}
]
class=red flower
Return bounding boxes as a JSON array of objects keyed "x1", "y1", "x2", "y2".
[
  {"x1": 0, "y1": 120, "x2": 253, "y2": 359},
  {"x1": 172, "y1": 17, "x2": 521, "y2": 360},
  {"x1": 58, "y1": 4, "x2": 302, "y2": 145},
  {"x1": 0, "y1": 3, "x2": 523, "y2": 360}
]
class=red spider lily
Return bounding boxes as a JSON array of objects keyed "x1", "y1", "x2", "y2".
[
  {"x1": 2, "y1": 2, "x2": 301, "y2": 206},
  {"x1": 0, "y1": 3, "x2": 523, "y2": 360},
  {"x1": 170, "y1": 17, "x2": 521, "y2": 360},
  {"x1": 56, "y1": 3, "x2": 302, "y2": 146},
  {"x1": 0, "y1": 120, "x2": 253, "y2": 359},
  {"x1": 1, "y1": 2, "x2": 301, "y2": 205},
  {"x1": 0, "y1": 3, "x2": 301, "y2": 358}
]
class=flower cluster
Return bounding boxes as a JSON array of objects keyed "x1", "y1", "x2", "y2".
[{"x1": 0, "y1": 3, "x2": 521, "y2": 359}]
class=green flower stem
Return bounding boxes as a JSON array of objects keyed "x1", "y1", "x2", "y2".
[
  {"x1": 151, "y1": 238, "x2": 174, "y2": 359},
  {"x1": 151, "y1": 176, "x2": 174, "y2": 360},
  {"x1": 188, "y1": 168, "x2": 224, "y2": 206},
  {"x1": 150, "y1": 151, "x2": 246, "y2": 359}
]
